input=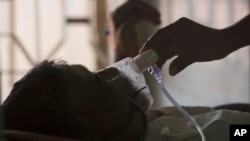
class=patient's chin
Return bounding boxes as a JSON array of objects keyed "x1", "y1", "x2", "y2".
[{"x1": 134, "y1": 89, "x2": 153, "y2": 112}]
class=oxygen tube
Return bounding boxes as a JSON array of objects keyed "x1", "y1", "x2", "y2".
[
  {"x1": 133, "y1": 49, "x2": 206, "y2": 141},
  {"x1": 149, "y1": 64, "x2": 206, "y2": 141}
]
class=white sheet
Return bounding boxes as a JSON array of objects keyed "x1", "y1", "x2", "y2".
[{"x1": 145, "y1": 108, "x2": 250, "y2": 141}]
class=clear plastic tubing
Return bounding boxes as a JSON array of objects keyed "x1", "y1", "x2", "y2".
[
  {"x1": 129, "y1": 49, "x2": 206, "y2": 141},
  {"x1": 149, "y1": 64, "x2": 206, "y2": 141}
]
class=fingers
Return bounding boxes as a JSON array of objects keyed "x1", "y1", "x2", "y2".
[
  {"x1": 141, "y1": 28, "x2": 192, "y2": 75},
  {"x1": 141, "y1": 21, "x2": 190, "y2": 71},
  {"x1": 141, "y1": 25, "x2": 181, "y2": 68},
  {"x1": 169, "y1": 55, "x2": 194, "y2": 76},
  {"x1": 140, "y1": 23, "x2": 176, "y2": 53},
  {"x1": 111, "y1": 1, "x2": 161, "y2": 29}
]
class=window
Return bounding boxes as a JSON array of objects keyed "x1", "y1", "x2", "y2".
[{"x1": 0, "y1": 0, "x2": 98, "y2": 102}]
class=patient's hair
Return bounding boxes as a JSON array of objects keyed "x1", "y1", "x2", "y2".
[{"x1": 1, "y1": 60, "x2": 109, "y2": 140}]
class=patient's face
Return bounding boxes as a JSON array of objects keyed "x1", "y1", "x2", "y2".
[{"x1": 70, "y1": 65, "x2": 146, "y2": 141}]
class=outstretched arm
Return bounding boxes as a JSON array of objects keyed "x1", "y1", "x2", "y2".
[
  {"x1": 141, "y1": 14, "x2": 250, "y2": 75},
  {"x1": 223, "y1": 14, "x2": 250, "y2": 53}
]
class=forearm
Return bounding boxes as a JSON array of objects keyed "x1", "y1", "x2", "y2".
[{"x1": 223, "y1": 14, "x2": 250, "y2": 52}]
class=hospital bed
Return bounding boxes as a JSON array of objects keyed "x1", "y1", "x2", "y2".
[{"x1": 1, "y1": 103, "x2": 250, "y2": 141}]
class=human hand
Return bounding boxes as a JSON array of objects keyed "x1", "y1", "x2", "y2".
[
  {"x1": 141, "y1": 17, "x2": 233, "y2": 75},
  {"x1": 108, "y1": 0, "x2": 161, "y2": 61}
]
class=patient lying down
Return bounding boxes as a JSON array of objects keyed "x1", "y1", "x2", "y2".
[{"x1": 2, "y1": 60, "x2": 250, "y2": 141}]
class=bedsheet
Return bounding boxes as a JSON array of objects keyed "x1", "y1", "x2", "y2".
[{"x1": 145, "y1": 107, "x2": 250, "y2": 141}]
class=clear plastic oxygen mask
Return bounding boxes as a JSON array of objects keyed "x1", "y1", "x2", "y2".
[
  {"x1": 108, "y1": 49, "x2": 206, "y2": 141},
  {"x1": 107, "y1": 50, "x2": 158, "y2": 111}
]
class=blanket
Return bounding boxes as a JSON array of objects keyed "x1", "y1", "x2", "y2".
[{"x1": 145, "y1": 107, "x2": 250, "y2": 141}]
